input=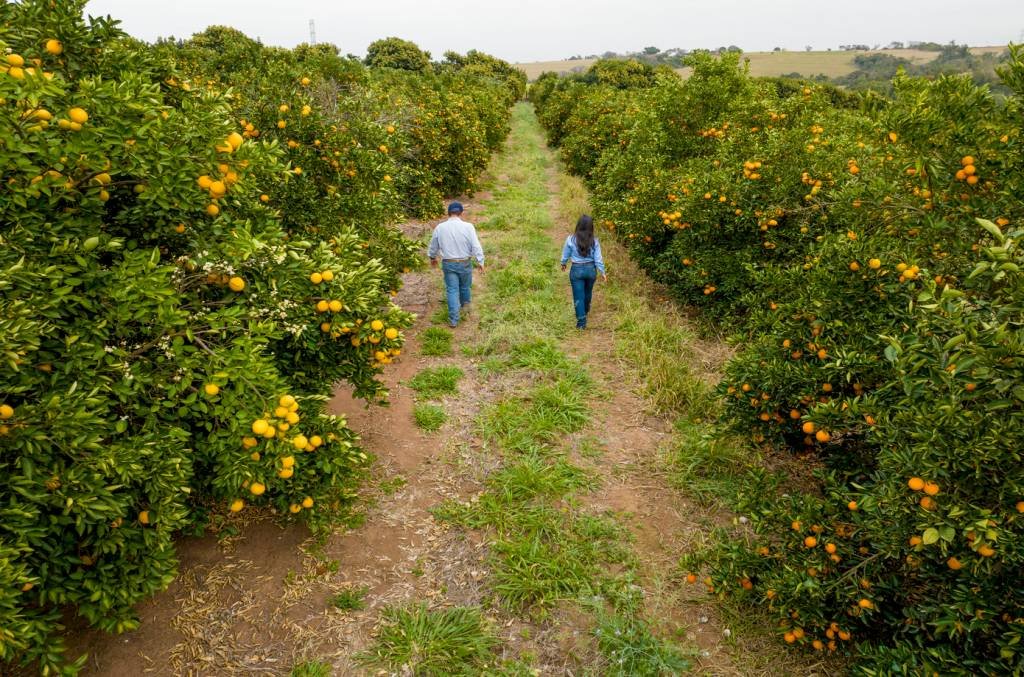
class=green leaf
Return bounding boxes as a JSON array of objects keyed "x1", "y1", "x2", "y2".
[
  {"x1": 922, "y1": 528, "x2": 939, "y2": 545},
  {"x1": 976, "y1": 218, "x2": 1006, "y2": 244}
]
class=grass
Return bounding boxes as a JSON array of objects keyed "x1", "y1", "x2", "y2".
[
  {"x1": 330, "y1": 585, "x2": 368, "y2": 612},
  {"x1": 419, "y1": 327, "x2": 454, "y2": 357},
  {"x1": 592, "y1": 612, "x2": 693, "y2": 675},
  {"x1": 357, "y1": 605, "x2": 498, "y2": 675},
  {"x1": 289, "y1": 661, "x2": 332, "y2": 677},
  {"x1": 413, "y1": 403, "x2": 447, "y2": 432},
  {"x1": 429, "y1": 307, "x2": 450, "y2": 326},
  {"x1": 408, "y1": 366, "x2": 463, "y2": 399},
  {"x1": 480, "y1": 376, "x2": 591, "y2": 452},
  {"x1": 422, "y1": 103, "x2": 693, "y2": 668}
]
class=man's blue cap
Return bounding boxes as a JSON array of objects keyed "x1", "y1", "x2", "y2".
[{"x1": 448, "y1": 201, "x2": 464, "y2": 214}]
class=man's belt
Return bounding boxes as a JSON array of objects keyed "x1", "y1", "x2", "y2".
[{"x1": 443, "y1": 257, "x2": 471, "y2": 262}]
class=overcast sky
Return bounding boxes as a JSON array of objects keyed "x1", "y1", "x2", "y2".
[{"x1": 86, "y1": 0, "x2": 1024, "y2": 63}]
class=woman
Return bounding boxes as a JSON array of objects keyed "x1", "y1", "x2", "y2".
[{"x1": 560, "y1": 215, "x2": 607, "y2": 329}]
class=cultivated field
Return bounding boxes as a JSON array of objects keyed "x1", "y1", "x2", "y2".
[{"x1": 516, "y1": 46, "x2": 1006, "y2": 81}]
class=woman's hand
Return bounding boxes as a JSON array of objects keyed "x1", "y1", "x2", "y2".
[
  {"x1": 601, "y1": 273, "x2": 608, "y2": 283},
  {"x1": 561, "y1": 263, "x2": 567, "y2": 272}
]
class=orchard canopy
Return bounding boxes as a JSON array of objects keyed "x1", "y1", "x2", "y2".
[
  {"x1": 4, "y1": 0, "x2": 1024, "y2": 674},
  {"x1": 534, "y1": 49, "x2": 1024, "y2": 673},
  {"x1": 0, "y1": 0, "x2": 522, "y2": 671}
]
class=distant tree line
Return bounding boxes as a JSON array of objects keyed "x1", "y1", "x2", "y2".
[
  {"x1": 832, "y1": 44, "x2": 1011, "y2": 95},
  {"x1": 562, "y1": 42, "x2": 1013, "y2": 96}
]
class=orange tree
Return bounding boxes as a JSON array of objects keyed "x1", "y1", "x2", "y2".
[
  {"x1": 160, "y1": 27, "x2": 520, "y2": 255},
  {"x1": 534, "y1": 48, "x2": 1024, "y2": 672},
  {"x1": 0, "y1": 2, "x2": 516, "y2": 673}
]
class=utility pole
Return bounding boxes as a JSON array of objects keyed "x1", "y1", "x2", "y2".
[{"x1": 309, "y1": 19, "x2": 317, "y2": 46}]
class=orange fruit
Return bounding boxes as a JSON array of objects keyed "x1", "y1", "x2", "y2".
[
  {"x1": 947, "y1": 556, "x2": 962, "y2": 570},
  {"x1": 815, "y1": 430, "x2": 831, "y2": 443},
  {"x1": 804, "y1": 536, "x2": 817, "y2": 548},
  {"x1": 252, "y1": 419, "x2": 269, "y2": 435},
  {"x1": 229, "y1": 499, "x2": 244, "y2": 513},
  {"x1": 824, "y1": 543, "x2": 836, "y2": 554},
  {"x1": 802, "y1": 421, "x2": 815, "y2": 434},
  {"x1": 907, "y1": 477, "x2": 925, "y2": 491},
  {"x1": 847, "y1": 501, "x2": 858, "y2": 511},
  {"x1": 138, "y1": 511, "x2": 150, "y2": 525},
  {"x1": 686, "y1": 573, "x2": 698, "y2": 584},
  {"x1": 909, "y1": 535, "x2": 922, "y2": 546},
  {"x1": 310, "y1": 272, "x2": 323, "y2": 284},
  {"x1": 68, "y1": 107, "x2": 88, "y2": 124},
  {"x1": 783, "y1": 632, "x2": 796, "y2": 644},
  {"x1": 919, "y1": 496, "x2": 935, "y2": 510},
  {"x1": 302, "y1": 497, "x2": 314, "y2": 509},
  {"x1": 858, "y1": 598, "x2": 873, "y2": 609},
  {"x1": 923, "y1": 482, "x2": 940, "y2": 496},
  {"x1": 203, "y1": 383, "x2": 220, "y2": 396},
  {"x1": 228, "y1": 276, "x2": 245, "y2": 292},
  {"x1": 978, "y1": 545, "x2": 995, "y2": 557}
]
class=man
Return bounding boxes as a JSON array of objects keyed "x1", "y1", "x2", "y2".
[{"x1": 427, "y1": 202, "x2": 485, "y2": 328}]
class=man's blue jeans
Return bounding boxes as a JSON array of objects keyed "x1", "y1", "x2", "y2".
[
  {"x1": 442, "y1": 260, "x2": 473, "y2": 326},
  {"x1": 569, "y1": 263, "x2": 597, "y2": 329}
]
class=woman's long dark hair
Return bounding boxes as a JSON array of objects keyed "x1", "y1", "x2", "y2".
[{"x1": 574, "y1": 215, "x2": 595, "y2": 257}]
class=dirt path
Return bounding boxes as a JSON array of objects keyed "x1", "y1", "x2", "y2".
[{"x1": 61, "y1": 104, "x2": 825, "y2": 676}]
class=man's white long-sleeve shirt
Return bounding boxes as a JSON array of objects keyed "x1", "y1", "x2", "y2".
[{"x1": 427, "y1": 216, "x2": 485, "y2": 265}]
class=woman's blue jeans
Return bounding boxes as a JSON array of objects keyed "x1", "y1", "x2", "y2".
[
  {"x1": 441, "y1": 260, "x2": 473, "y2": 326},
  {"x1": 569, "y1": 263, "x2": 597, "y2": 328}
]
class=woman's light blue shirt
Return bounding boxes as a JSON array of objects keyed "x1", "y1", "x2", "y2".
[{"x1": 560, "y1": 235, "x2": 606, "y2": 274}]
